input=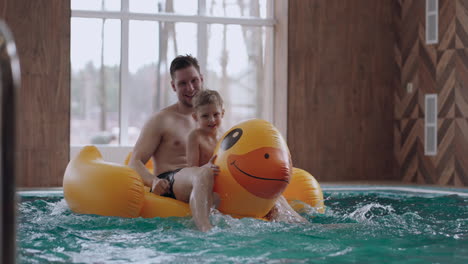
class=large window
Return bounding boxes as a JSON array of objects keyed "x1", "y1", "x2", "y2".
[{"x1": 71, "y1": 0, "x2": 279, "y2": 149}]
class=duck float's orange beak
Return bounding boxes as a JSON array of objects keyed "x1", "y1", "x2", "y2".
[{"x1": 227, "y1": 147, "x2": 291, "y2": 199}]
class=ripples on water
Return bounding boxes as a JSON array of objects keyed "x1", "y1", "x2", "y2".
[{"x1": 18, "y1": 191, "x2": 468, "y2": 264}]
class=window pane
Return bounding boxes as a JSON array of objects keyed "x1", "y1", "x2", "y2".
[
  {"x1": 129, "y1": 0, "x2": 197, "y2": 15},
  {"x1": 206, "y1": 0, "x2": 269, "y2": 18},
  {"x1": 126, "y1": 22, "x2": 197, "y2": 145},
  {"x1": 206, "y1": 24, "x2": 273, "y2": 130},
  {"x1": 71, "y1": 18, "x2": 121, "y2": 145},
  {"x1": 70, "y1": 2, "x2": 275, "y2": 147},
  {"x1": 427, "y1": 0, "x2": 437, "y2": 13},
  {"x1": 71, "y1": 0, "x2": 120, "y2": 11},
  {"x1": 427, "y1": 14, "x2": 438, "y2": 43},
  {"x1": 129, "y1": 0, "x2": 158, "y2": 13},
  {"x1": 155, "y1": 22, "x2": 198, "y2": 112},
  {"x1": 128, "y1": 21, "x2": 159, "y2": 145}
]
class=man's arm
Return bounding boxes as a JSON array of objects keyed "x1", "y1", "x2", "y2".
[{"x1": 129, "y1": 114, "x2": 163, "y2": 187}]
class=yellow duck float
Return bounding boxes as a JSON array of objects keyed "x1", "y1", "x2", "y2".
[{"x1": 63, "y1": 119, "x2": 324, "y2": 219}]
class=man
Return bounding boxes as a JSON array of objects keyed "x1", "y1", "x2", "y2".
[
  {"x1": 129, "y1": 55, "x2": 217, "y2": 232},
  {"x1": 130, "y1": 55, "x2": 306, "y2": 232}
]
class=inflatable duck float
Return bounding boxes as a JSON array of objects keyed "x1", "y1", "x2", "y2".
[
  {"x1": 63, "y1": 119, "x2": 324, "y2": 219},
  {"x1": 213, "y1": 119, "x2": 292, "y2": 218}
]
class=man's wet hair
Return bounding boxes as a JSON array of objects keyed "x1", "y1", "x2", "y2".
[
  {"x1": 192, "y1": 89, "x2": 224, "y2": 110},
  {"x1": 169, "y1": 55, "x2": 201, "y2": 80}
]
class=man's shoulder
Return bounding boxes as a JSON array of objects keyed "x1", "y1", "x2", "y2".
[
  {"x1": 150, "y1": 104, "x2": 178, "y2": 122},
  {"x1": 146, "y1": 104, "x2": 190, "y2": 134}
]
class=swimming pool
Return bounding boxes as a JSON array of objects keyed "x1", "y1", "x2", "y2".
[{"x1": 17, "y1": 185, "x2": 468, "y2": 263}]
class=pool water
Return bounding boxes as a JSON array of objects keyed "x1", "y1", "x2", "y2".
[{"x1": 17, "y1": 187, "x2": 468, "y2": 263}]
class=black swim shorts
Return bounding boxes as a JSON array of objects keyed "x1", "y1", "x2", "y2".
[{"x1": 151, "y1": 168, "x2": 182, "y2": 199}]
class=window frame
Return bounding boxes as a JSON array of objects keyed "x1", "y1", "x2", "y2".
[{"x1": 70, "y1": 0, "x2": 288, "y2": 163}]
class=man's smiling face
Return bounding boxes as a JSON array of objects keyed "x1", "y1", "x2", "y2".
[{"x1": 171, "y1": 66, "x2": 204, "y2": 107}]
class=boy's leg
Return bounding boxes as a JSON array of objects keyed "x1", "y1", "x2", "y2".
[
  {"x1": 172, "y1": 167, "x2": 215, "y2": 232},
  {"x1": 265, "y1": 195, "x2": 309, "y2": 224}
]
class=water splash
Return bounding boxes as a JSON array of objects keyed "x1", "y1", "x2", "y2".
[
  {"x1": 50, "y1": 199, "x2": 69, "y2": 215},
  {"x1": 347, "y1": 203, "x2": 395, "y2": 222}
]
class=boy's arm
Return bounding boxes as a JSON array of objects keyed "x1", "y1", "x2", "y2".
[
  {"x1": 186, "y1": 130, "x2": 201, "y2": 167},
  {"x1": 129, "y1": 115, "x2": 163, "y2": 187}
]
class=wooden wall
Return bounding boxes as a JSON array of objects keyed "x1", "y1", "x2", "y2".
[
  {"x1": 287, "y1": 0, "x2": 397, "y2": 182},
  {"x1": 0, "y1": 1, "x2": 70, "y2": 187},
  {"x1": 1, "y1": 0, "x2": 466, "y2": 187},
  {"x1": 395, "y1": 0, "x2": 468, "y2": 186}
]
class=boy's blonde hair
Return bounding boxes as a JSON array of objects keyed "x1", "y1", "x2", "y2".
[{"x1": 193, "y1": 89, "x2": 224, "y2": 110}]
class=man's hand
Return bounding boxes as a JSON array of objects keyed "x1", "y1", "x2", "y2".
[
  {"x1": 151, "y1": 177, "x2": 170, "y2": 195},
  {"x1": 203, "y1": 155, "x2": 220, "y2": 176}
]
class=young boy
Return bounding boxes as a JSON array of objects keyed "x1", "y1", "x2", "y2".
[{"x1": 186, "y1": 89, "x2": 225, "y2": 167}]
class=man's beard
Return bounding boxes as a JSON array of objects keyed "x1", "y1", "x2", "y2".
[{"x1": 182, "y1": 98, "x2": 193, "y2": 108}]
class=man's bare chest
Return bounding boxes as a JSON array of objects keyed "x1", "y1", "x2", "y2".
[{"x1": 161, "y1": 123, "x2": 194, "y2": 150}]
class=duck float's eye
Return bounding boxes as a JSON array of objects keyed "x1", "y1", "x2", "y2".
[
  {"x1": 221, "y1": 128, "x2": 243, "y2": 150},
  {"x1": 264, "y1": 153, "x2": 269, "y2": 159}
]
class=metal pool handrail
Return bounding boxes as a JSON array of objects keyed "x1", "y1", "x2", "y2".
[{"x1": 0, "y1": 20, "x2": 21, "y2": 264}]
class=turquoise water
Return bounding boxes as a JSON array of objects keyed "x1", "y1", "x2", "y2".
[{"x1": 17, "y1": 188, "x2": 468, "y2": 263}]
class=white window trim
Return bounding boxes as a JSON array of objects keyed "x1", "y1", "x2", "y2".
[
  {"x1": 120, "y1": 0, "x2": 130, "y2": 145},
  {"x1": 424, "y1": 94, "x2": 438, "y2": 156},
  {"x1": 425, "y1": 0, "x2": 438, "y2": 44},
  {"x1": 70, "y1": 0, "x2": 288, "y2": 163},
  {"x1": 273, "y1": 0, "x2": 288, "y2": 140},
  {"x1": 71, "y1": 10, "x2": 276, "y2": 26}
]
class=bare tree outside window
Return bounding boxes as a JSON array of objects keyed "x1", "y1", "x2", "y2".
[{"x1": 70, "y1": 0, "x2": 273, "y2": 146}]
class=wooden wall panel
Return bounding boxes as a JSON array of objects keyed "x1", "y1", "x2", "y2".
[
  {"x1": 0, "y1": 0, "x2": 70, "y2": 187},
  {"x1": 0, "y1": 0, "x2": 465, "y2": 187},
  {"x1": 395, "y1": 0, "x2": 468, "y2": 186},
  {"x1": 288, "y1": 0, "x2": 397, "y2": 182}
]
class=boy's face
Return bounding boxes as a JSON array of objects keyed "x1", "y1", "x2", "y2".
[
  {"x1": 193, "y1": 103, "x2": 224, "y2": 133},
  {"x1": 171, "y1": 66, "x2": 203, "y2": 107}
]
